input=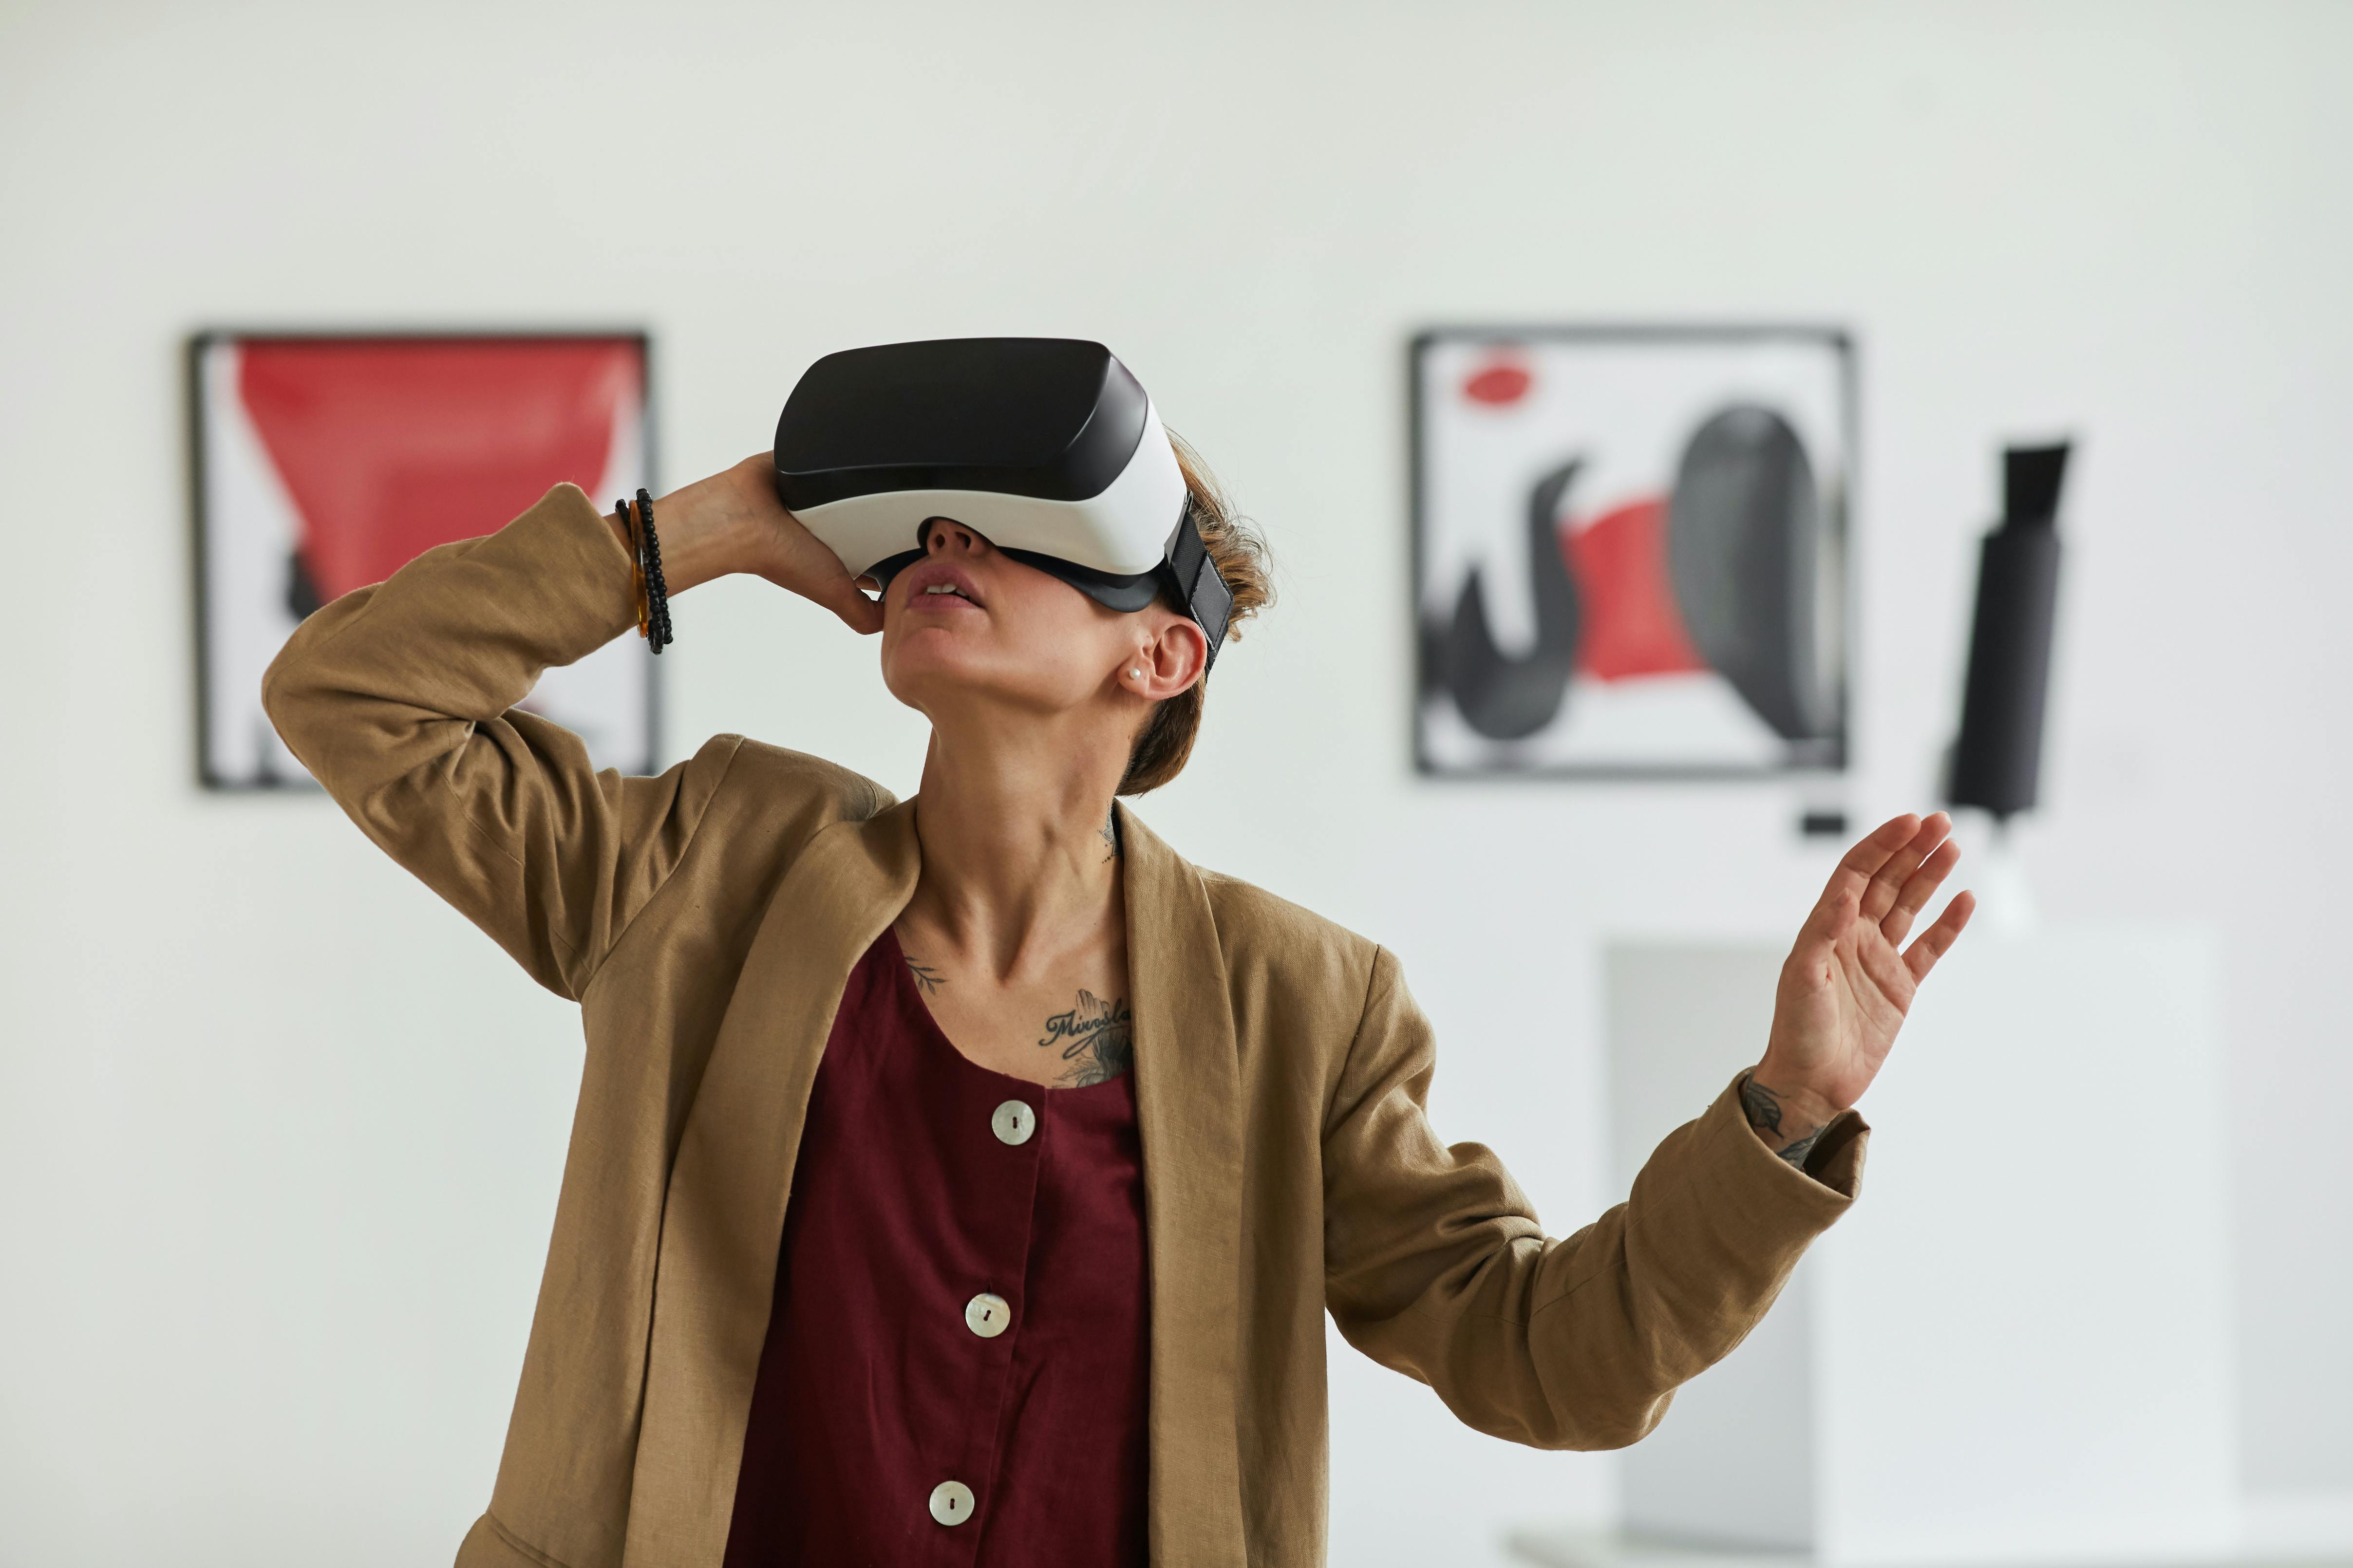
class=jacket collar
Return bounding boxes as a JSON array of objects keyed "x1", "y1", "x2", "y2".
[
  {"x1": 1117, "y1": 801, "x2": 1250, "y2": 1565},
  {"x1": 624, "y1": 799, "x2": 922, "y2": 1562},
  {"x1": 626, "y1": 796, "x2": 1247, "y2": 1566}
]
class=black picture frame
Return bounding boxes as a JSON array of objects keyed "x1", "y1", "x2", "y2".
[
  {"x1": 187, "y1": 327, "x2": 660, "y2": 791},
  {"x1": 1408, "y1": 322, "x2": 1858, "y2": 781}
]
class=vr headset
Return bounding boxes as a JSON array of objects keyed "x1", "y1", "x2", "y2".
[{"x1": 773, "y1": 337, "x2": 1234, "y2": 668}]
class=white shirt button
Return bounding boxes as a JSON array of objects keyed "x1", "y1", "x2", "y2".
[
  {"x1": 965, "y1": 1292, "x2": 1011, "y2": 1339},
  {"x1": 929, "y1": 1479, "x2": 976, "y2": 1526},
  {"x1": 991, "y1": 1100, "x2": 1035, "y2": 1146}
]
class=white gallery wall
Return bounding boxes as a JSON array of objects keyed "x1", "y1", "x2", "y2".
[{"x1": 2, "y1": 3, "x2": 2349, "y2": 1564}]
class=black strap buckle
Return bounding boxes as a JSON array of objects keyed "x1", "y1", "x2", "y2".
[{"x1": 1163, "y1": 502, "x2": 1233, "y2": 672}]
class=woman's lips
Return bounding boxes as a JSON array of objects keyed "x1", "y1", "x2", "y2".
[
  {"x1": 906, "y1": 585, "x2": 983, "y2": 612},
  {"x1": 900, "y1": 560, "x2": 986, "y2": 607}
]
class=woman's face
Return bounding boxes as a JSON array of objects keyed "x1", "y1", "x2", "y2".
[{"x1": 876, "y1": 517, "x2": 1199, "y2": 724}]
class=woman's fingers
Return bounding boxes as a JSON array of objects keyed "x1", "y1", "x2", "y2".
[
  {"x1": 1881, "y1": 837, "x2": 1962, "y2": 946},
  {"x1": 757, "y1": 553, "x2": 884, "y2": 633},
  {"x1": 826, "y1": 576, "x2": 885, "y2": 635},
  {"x1": 1859, "y1": 812, "x2": 1952, "y2": 924},
  {"x1": 1812, "y1": 815, "x2": 1923, "y2": 936},
  {"x1": 1901, "y1": 892, "x2": 1977, "y2": 981},
  {"x1": 1829, "y1": 814, "x2": 1922, "y2": 897}
]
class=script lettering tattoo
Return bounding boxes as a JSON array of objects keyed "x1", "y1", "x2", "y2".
[
  {"x1": 1037, "y1": 990, "x2": 1134, "y2": 1086},
  {"x1": 1740, "y1": 1075, "x2": 1826, "y2": 1170},
  {"x1": 904, "y1": 956, "x2": 946, "y2": 996}
]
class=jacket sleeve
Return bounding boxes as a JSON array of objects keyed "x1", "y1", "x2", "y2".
[
  {"x1": 262, "y1": 483, "x2": 748, "y2": 1002},
  {"x1": 1320, "y1": 945, "x2": 1864, "y2": 1450}
]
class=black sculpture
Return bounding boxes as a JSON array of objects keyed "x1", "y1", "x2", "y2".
[{"x1": 1949, "y1": 443, "x2": 2070, "y2": 819}]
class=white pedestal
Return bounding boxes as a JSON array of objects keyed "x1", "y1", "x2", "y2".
[{"x1": 1590, "y1": 924, "x2": 2236, "y2": 1567}]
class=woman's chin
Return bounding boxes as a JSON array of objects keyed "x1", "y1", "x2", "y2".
[
  {"x1": 885, "y1": 645, "x2": 1007, "y2": 707},
  {"x1": 885, "y1": 653, "x2": 1095, "y2": 723}
]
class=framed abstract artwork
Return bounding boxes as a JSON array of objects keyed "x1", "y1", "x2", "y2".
[
  {"x1": 1412, "y1": 326, "x2": 1854, "y2": 778},
  {"x1": 190, "y1": 331, "x2": 656, "y2": 789}
]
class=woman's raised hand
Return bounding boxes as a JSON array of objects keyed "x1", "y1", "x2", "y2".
[
  {"x1": 636, "y1": 453, "x2": 885, "y2": 634},
  {"x1": 1742, "y1": 813, "x2": 1976, "y2": 1166}
]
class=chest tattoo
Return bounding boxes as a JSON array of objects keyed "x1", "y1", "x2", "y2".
[
  {"x1": 1039, "y1": 990, "x2": 1134, "y2": 1086},
  {"x1": 904, "y1": 953, "x2": 1133, "y2": 1086}
]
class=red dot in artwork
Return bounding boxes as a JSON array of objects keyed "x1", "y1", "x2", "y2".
[{"x1": 1462, "y1": 362, "x2": 1532, "y2": 405}]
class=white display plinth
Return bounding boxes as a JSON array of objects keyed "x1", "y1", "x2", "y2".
[{"x1": 1577, "y1": 924, "x2": 2235, "y2": 1567}]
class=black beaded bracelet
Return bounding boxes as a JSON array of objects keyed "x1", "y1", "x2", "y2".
[{"x1": 636, "y1": 487, "x2": 673, "y2": 653}]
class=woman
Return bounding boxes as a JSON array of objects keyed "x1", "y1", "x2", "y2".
[{"x1": 264, "y1": 385, "x2": 1972, "y2": 1568}]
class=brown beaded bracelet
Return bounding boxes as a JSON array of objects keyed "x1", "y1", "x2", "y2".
[{"x1": 616, "y1": 497, "x2": 649, "y2": 640}]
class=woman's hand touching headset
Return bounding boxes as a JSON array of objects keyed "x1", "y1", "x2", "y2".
[{"x1": 617, "y1": 454, "x2": 884, "y2": 635}]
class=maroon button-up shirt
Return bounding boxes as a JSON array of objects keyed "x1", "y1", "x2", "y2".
[{"x1": 721, "y1": 930, "x2": 1151, "y2": 1567}]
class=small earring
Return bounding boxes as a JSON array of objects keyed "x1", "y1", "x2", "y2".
[{"x1": 1127, "y1": 668, "x2": 1141, "y2": 680}]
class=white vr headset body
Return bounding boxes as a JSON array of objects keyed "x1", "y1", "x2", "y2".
[
  {"x1": 773, "y1": 338, "x2": 1234, "y2": 665},
  {"x1": 787, "y1": 396, "x2": 1189, "y2": 582}
]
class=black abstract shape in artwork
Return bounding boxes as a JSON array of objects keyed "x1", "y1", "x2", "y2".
[
  {"x1": 1668, "y1": 405, "x2": 1838, "y2": 742},
  {"x1": 1436, "y1": 460, "x2": 1584, "y2": 741},
  {"x1": 1949, "y1": 442, "x2": 2069, "y2": 820},
  {"x1": 284, "y1": 549, "x2": 323, "y2": 622}
]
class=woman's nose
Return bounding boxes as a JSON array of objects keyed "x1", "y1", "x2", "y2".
[{"x1": 925, "y1": 519, "x2": 984, "y2": 555}]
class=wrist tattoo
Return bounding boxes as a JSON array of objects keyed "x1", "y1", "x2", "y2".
[
  {"x1": 1741, "y1": 1074, "x2": 1827, "y2": 1170},
  {"x1": 1774, "y1": 1125, "x2": 1827, "y2": 1169}
]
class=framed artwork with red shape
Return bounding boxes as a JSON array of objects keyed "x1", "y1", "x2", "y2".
[
  {"x1": 190, "y1": 331, "x2": 656, "y2": 789},
  {"x1": 1412, "y1": 326, "x2": 1853, "y2": 778}
]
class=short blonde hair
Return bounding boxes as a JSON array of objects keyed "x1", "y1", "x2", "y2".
[{"x1": 1116, "y1": 433, "x2": 1272, "y2": 795}]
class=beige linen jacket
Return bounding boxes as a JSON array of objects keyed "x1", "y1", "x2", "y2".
[{"x1": 263, "y1": 484, "x2": 1865, "y2": 1568}]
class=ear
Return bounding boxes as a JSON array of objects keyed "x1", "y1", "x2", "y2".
[{"x1": 1117, "y1": 616, "x2": 1208, "y2": 702}]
